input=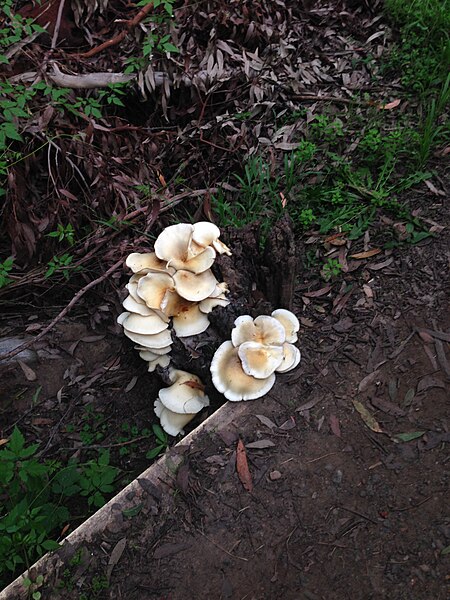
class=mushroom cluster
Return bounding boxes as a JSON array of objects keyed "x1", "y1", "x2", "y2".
[
  {"x1": 210, "y1": 310, "x2": 301, "y2": 401},
  {"x1": 117, "y1": 222, "x2": 231, "y2": 372},
  {"x1": 154, "y1": 368, "x2": 210, "y2": 436}
]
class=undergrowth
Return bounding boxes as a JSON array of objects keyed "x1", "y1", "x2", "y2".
[{"x1": 212, "y1": 0, "x2": 448, "y2": 245}]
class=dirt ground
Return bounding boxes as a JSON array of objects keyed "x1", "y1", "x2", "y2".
[
  {"x1": 2, "y1": 189, "x2": 448, "y2": 599},
  {"x1": 1, "y1": 0, "x2": 449, "y2": 597}
]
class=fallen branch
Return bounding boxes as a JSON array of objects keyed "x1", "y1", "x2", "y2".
[
  {"x1": 0, "y1": 259, "x2": 123, "y2": 362},
  {"x1": 73, "y1": 1, "x2": 156, "y2": 59}
]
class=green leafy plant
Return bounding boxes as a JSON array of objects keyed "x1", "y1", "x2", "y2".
[
  {"x1": 0, "y1": 256, "x2": 14, "y2": 288},
  {"x1": 0, "y1": 427, "x2": 119, "y2": 586},
  {"x1": 47, "y1": 223, "x2": 75, "y2": 246},
  {"x1": 322, "y1": 258, "x2": 343, "y2": 281},
  {"x1": 146, "y1": 423, "x2": 169, "y2": 459},
  {"x1": 45, "y1": 254, "x2": 78, "y2": 280}
]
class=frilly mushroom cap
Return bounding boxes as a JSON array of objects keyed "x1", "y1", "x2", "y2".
[
  {"x1": 136, "y1": 272, "x2": 174, "y2": 310},
  {"x1": 231, "y1": 315, "x2": 286, "y2": 347},
  {"x1": 199, "y1": 295, "x2": 230, "y2": 314},
  {"x1": 126, "y1": 252, "x2": 171, "y2": 274},
  {"x1": 154, "y1": 223, "x2": 216, "y2": 274},
  {"x1": 173, "y1": 269, "x2": 218, "y2": 302},
  {"x1": 191, "y1": 221, "x2": 232, "y2": 256},
  {"x1": 159, "y1": 369, "x2": 210, "y2": 414},
  {"x1": 121, "y1": 311, "x2": 169, "y2": 335},
  {"x1": 271, "y1": 309, "x2": 300, "y2": 344},
  {"x1": 147, "y1": 354, "x2": 171, "y2": 372},
  {"x1": 172, "y1": 303, "x2": 210, "y2": 337},
  {"x1": 123, "y1": 328, "x2": 172, "y2": 349},
  {"x1": 276, "y1": 343, "x2": 301, "y2": 373},
  {"x1": 238, "y1": 342, "x2": 284, "y2": 379},
  {"x1": 210, "y1": 341, "x2": 276, "y2": 401},
  {"x1": 134, "y1": 344, "x2": 172, "y2": 355},
  {"x1": 154, "y1": 399, "x2": 195, "y2": 437},
  {"x1": 122, "y1": 294, "x2": 156, "y2": 316}
]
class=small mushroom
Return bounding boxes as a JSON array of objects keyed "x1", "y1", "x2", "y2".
[
  {"x1": 210, "y1": 341, "x2": 276, "y2": 401},
  {"x1": 154, "y1": 223, "x2": 216, "y2": 274},
  {"x1": 147, "y1": 354, "x2": 171, "y2": 372},
  {"x1": 172, "y1": 269, "x2": 218, "y2": 302},
  {"x1": 191, "y1": 221, "x2": 232, "y2": 256},
  {"x1": 126, "y1": 252, "x2": 171, "y2": 274},
  {"x1": 231, "y1": 315, "x2": 286, "y2": 347},
  {"x1": 120, "y1": 311, "x2": 169, "y2": 335},
  {"x1": 136, "y1": 272, "x2": 175, "y2": 310},
  {"x1": 271, "y1": 309, "x2": 300, "y2": 343},
  {"x1": 123, "y1": 328, "x2": 172, "y2": 349},
  {"x1": 154, "y1": 399, "x2": 195, "y2": 437},
  {"x1": 199, "y1": 295, "x2": 230, "y2": 314},
  {"x1": 238, "y1": 341, "x2": 284, "y2": 379},
  {"x1": 172, "y1": 303, "x2": 210, "y2": 337},
  {"x1": 158, "y1": 368, "x2": 210, "y2": 414},
  {"x1": 276, "y1": 343, "x2": 301, "y2": 373}
]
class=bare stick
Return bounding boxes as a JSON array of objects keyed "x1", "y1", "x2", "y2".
[
  {"x1": 51, "y1": 0, "x2": 66, "y2": 49},
  {"x1": 0, "y1": 259, "x2": 123, "y2": 362}
]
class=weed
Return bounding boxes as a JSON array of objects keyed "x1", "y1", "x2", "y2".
[
  {"x1": 0, "y1": 427, "x2": 119, "y2": 586},
  {"x1": 146, "y1": 423, "x2": 169, "y2": 459},
  {"x1": 47, "y1": 223, "x2": 75, "y2": 246},
  {"x1": 322, "y1": 258, "x2": 342, "y2": 281},
  {"x1": 0, "y1": 256, "x2": 14, "y2": 288},
  {"x1": 45, "y1": 254, "x2": 79, "y2": 280}
]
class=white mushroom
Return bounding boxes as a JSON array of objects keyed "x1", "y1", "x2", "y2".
[
  {"x1": 173, "y1": 269, "x2": 218, "y2": 302},
  {"x1": 123, "y1": 328, "x2": 172, "y2": 349},
  {"x1": 126, "y1": 252, "x2": 171, "y2": 274},
  {"x1": 121, "y1": 312, "x2": 169, "y2": 335},
  {"x1": 136, "y1": 272, "x2": 175, "y2": 310},
  {"x1": 199, "y1": 295, "x2": 230, "y2": 314},
  {"x1": 271, "y1": 309, "x2": 300, "y2": 344},
  {"x1": 122, "y1": 294, "x2": 155, "y2": 316},
  {"x1": 154, "y1": 399, "x2": 195, "y2": 437},
  {"x1": 191, "y1": 221, "x2": 232, "y2": 256},
  {"x1": 231, "y1": 315, "x2": 286, "y2": 347},
  {"x1": 147, "y1": 354, "x2": 171, "y2": 372},
  {"x1": 238, "y1": 341, "x2": 284, "y2": 379},
  {"x1": 210, "y1": 341, "x2": 276, "y2": 401},
  {"x1": 135, "y1": 345, "x2": 172, "y2": 356},
  {"x1": 154, "y1": 223, "x2": 216, "y2": 274},
  {"x1": 172, "y1": 303, "x2": 210, "y2": 337},
  {"x1": 276, "y1": 343, "x2": 301, "y2": 373},
  {"x1": 158, "y1": 368, "x2": 210, "y2": 414}
]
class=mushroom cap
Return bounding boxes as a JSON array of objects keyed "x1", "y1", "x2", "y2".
[
  {"x1": 134, "y1": 344, "x2": 172, "y2": 355},
  {"x1": 159, "y1": 369, "x2": 210, "y2": 414},
  {"x1": 210, "y1": 341, "x2": 276, "y2": 401},
  {"x1": 126, "y1": 252, "x2": 170, "y2": 274},
  {"x1": 271, "y1": 309, "x2": 300, "y2": 344},
  {"x1": 191, "y1": 222, "x2": 232, "y2": 256},
  {"x1": 147, "y1": 354, "x2": 171, "y2": 372},
  {"x1": 160, "y1": 290, "x2": 192, "y2": 317},
  {"x1": 154, "y1": 223, "x2": 216, "y2": 274},
  {"x1": 154, "y1": 399, "x2": 195, "y2": 437},
  {"x1": 276, "y1": 343, "x2": 301, "y2": 373},
  {"x1": 173, "y1": 269, "x2": 218, "y2": 302},
  {"x1": 123, "y1": 328, "x2": 172, "y2": 349},
  {"x1": 122, "y1": 294, "x2": 156, "y2": 316},
  {"x1": 238, "y1": 341, "x2": 284, "y2": 379},
  {"x1": 172, "y1": 303, "x2": 210, "y2": 337},
  {"x1": 199, "y1": 295, "x2": 230, "y2": 314},
  {"x1": 121, "y1": 312, "x2": 168, "y2": 335},
  {"x1": 231, "y1": 315, "x2": 286, "y2": 347},
  {"x1": 136, "y1": 272, "x2": 174, "y2": 310}
]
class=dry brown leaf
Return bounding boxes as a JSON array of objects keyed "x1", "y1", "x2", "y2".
[
  {"x1": 0, "y1": 438, "x2": 8, "y2": 447},
  {"x1": 17, "y1": 360, "x2": 37, "y2": 381},
  {"x1": 236, "y1": 439, "x2": 253, "y2": 492},
  {"x1": 352, "y1": 400, "x2": 383, "y2": 433},
  {"x1": 349, "y1": 248, "x2": 381, "y2": 259},
  {"x1": 380, "y1": 99, "x2": 401, "y2": 110},
  {"x1": 329, "y1": 414, "x2": 341, "y2": 437}
]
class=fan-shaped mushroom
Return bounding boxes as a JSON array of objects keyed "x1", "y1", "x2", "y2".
[
  {"x1": 271, "y1": 309, "x2": 300, "y2": 344},
  {"x1": 210, "y1": 341, "x2": 276, "y2": 401},
  {"x1": 231, "y1": 315, "x2": 286, "y2": 347}
]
